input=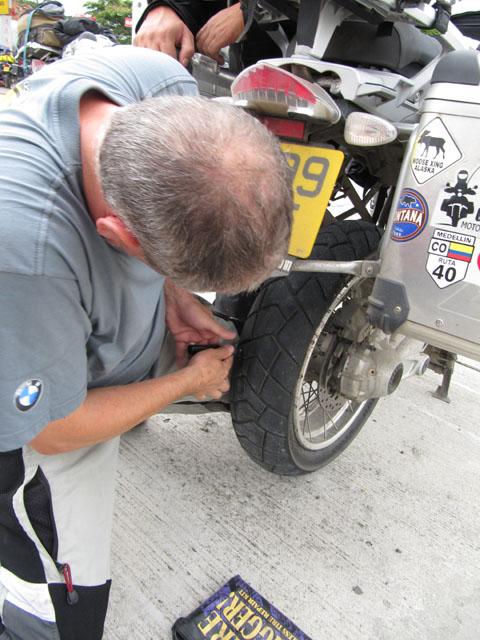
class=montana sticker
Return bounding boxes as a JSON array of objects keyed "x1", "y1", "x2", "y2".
[
  {"x1": 411, "y1": 117, "x2": 462, "y2": 184},
  {"x1": 391, "y1": 188, "x2": 429, "y2": 242}
]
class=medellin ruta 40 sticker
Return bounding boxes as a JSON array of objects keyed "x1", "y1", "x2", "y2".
[
  {"x1": 426, "y1": 229, "x2": 476, "y2": 288},
  {"x1": 411, "y1": 117, "x2": 462, "y2": 184},
  {"x1": 391, "y1": 188, "x2": 429, "y2": 242}
]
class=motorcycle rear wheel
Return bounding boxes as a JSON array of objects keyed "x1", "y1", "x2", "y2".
[{"x1": 230, "y1": 221, "x2": 382, "y2": 476}]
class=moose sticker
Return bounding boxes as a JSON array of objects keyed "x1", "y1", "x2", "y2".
[{"x1": 411, "y1": 117, "x2": 462, "y2": 184}]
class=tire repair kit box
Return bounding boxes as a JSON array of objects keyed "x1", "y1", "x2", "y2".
[{"x1": 172, "y1": 575, "x2": 313, "y2": 640}]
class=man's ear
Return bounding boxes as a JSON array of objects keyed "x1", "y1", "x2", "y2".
[{"x1": 96, "y1": 215, "x2": 142, "y2": 255}]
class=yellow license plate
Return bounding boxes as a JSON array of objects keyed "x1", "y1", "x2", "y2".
[{"x1": 282, "y1": 143, "x2": 344, "y2": 258}]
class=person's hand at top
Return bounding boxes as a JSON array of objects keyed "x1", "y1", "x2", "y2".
[
  {"x1": 196, "y1": 3, "x2": 245, "y2": 64},
  {"x1": 133, "y1": 6, "x2": 195, "y2": 67}
]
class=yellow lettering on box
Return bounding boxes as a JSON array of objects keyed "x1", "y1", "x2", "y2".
[
  {"x1": 219, "y1": 594, "x2": 245, "y2": 623},
  {"x1": 198, "y1": 611, "x2": 224, "y2": 636},
  {"x1": 197, "y1": 610, "x2": 239, "y2": 640},
  {"x1": 210, "y1": 623, "x2": 238, "y2": 640},
  {"x1": 240, "y1": 614, "x2": 263, "y2": 639},
  {"x1": 232, "y1": 605, "x2": 254, "y2": 631}
]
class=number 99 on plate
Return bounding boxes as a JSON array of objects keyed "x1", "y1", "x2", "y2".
[{"x1": 281, "y1": 143, "x2": 344, "y2": 258}]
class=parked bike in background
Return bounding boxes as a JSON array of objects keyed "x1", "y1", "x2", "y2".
[
  {"x1": 0, "y1": 49, "x2": 15, "y2": 88},
  {"x1": 5, "y1": 2, "x2": 118, "y2": 88},
  {"x1": 12, "y1": 1, "x2": 65, "y2": 82}
]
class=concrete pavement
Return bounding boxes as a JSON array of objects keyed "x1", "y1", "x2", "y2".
[{"x1": 105, "y1": 357, "x2": 480, "y2": 640}]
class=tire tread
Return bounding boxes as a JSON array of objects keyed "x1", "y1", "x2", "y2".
[{"x1": 231, "y1": 221, "x2": 382, "y2": 475}]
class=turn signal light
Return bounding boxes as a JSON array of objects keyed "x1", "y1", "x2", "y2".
[
  {"x1": 344, "y1": 112, "x2": 398, "y2": 146},
  {"x1": 232, "y1": 63, "x2": 341, "y2": 123}
]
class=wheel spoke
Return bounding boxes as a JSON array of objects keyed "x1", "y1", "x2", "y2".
[
  {"x1": 293, "y1": 274, "x2": 376, "y2": 451},
  {"x1": 301, "y1": 385, "x2": 313, "y2": 441},
  {"x1": 323, "y1": 407, "x2": 339, "y2": 434}
]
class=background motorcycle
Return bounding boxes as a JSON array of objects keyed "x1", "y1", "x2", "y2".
[
  {"x1": 10, "y1": 1, "x2": 65, "y2": 85},
  {"x1": 0, "y1": 51, "x2": 16, "y2": 89}
]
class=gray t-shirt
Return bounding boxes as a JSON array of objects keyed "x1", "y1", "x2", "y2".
[{"x1": 0, "y1": 45, "x2": 198, "y2": 451}]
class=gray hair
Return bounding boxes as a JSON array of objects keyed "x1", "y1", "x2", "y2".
[{"x1": 98, "y1": 95, "x2": 293, "y2": 293}]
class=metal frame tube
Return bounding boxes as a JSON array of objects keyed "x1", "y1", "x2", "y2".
[{"x1": 291, "y1": 259, "x2": 380, "y2": 276}]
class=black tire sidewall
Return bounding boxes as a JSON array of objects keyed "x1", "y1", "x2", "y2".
[{"x1": 231, "y1": 221, "x2": 383, "y2": 475}]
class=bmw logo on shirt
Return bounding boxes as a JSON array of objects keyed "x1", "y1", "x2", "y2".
[{"x1": 15, "y1": 380, "x2": 43, "y2": 412}]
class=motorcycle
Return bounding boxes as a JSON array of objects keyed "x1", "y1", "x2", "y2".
[
  {"x1": 11, "y1": 42, "x2": 63, "y2": 84},
  {"x1": 187, "y1": 0, "x2": 480, "y2": 476},
  {"x1": 0, "y1": 54, "x2": 15, "y2": 89},
  {"x1": 8, "y1": 1, "x2": 64, "y2": 86}
]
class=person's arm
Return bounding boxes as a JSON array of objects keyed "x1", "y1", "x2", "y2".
[
  {"x1": 134, "y1": 0, "x2": 227, "y2": 63},
  {"x1": 29, "y1": 280, "x2": 236, "y2": 455},
  {"x1": 134, "y1": 6, "x2": 195, "y2": 65},
  {"x1": 163, "y1": 279, "x2": 237, "y2": 366},
  {"x1": 137, "y1": 0, "x2": 226, "y2": 34},
  {"x1": 196, "y1": 3, "x2": 244, "y2": 64},
  {"x1": 28, "y1": 345, "x2": 233, "y2": 455}
]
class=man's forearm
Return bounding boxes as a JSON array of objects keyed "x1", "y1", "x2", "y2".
[
  {"x1": 136, "y1": 0, "x2": 226, "y2": 36},
  {"x1": 29, "y1": 368, "x2": 198, "y2": 455}
]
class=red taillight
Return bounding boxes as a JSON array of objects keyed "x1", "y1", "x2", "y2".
[
  {"x1": 233, "y1": 64, "x2": 316, "y2": 106},
  {"x1": 257, "y1": 116, "x2": 305, "y2": 141},
  {"x1": 232, "y1": 63, "x2": 341, "y2": 124}
]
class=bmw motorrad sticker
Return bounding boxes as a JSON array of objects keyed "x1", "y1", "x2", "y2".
[
  {"x1": 426, "y1": 229, "x2": 476, "y2": 288},
  {"x1": 411, "y1": 117, "x2": 462, "y2": 184},
  {"x1": 430, "y1": 168, "x2": 480, "y2": 231}
]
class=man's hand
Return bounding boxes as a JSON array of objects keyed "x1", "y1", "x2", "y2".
[
  {"x1": 29, "y1": 284, "x2": 237, "y2": 455},
  {"x1": 29, "y1": 347, "x2": 233, "y2": 454},
  {"x1": 164, "y1": 280, "x2": 237, "y2": 366},
  {"x1": 196, "y1": 3, "x2": 245, "y2": 65},
  {"x1": 186, "y1": 344, "x2": 234, "y2": 401},
  {"x1": 134, "y1": 6, "x2": 195, "y2": 67}
]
